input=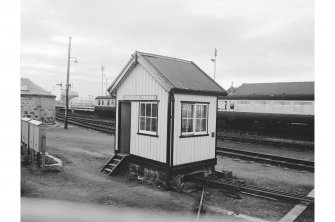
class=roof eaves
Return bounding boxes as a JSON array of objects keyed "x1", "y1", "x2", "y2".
[{"x1": 172, "y1": 88, "x2": 228, "y2": 96}]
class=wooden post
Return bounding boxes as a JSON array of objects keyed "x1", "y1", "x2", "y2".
[
  {"x1": 196, "y1": 186, "x2": 205, "y2": 222},
  {"x1": 31, "y1": 149, "x2": 34, "y2": 164},
  {"x1": 41, "y1": 131, "x2": 46, "y2": 171},
  {"x1": 37, "y1": 152, "x2": 41, "y2": 167}
]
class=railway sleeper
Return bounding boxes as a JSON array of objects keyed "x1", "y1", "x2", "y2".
[{"x1": 184, "y1": 174, "x2": 242, "y2": 199}]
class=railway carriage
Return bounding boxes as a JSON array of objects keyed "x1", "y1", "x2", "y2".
[
  {"x1": 94, "y1": 95, "x2": 116, "y2": 118},
  {"x1": 105, "y1": 51, "x2": 227, "y2": 184},
  {"x1": 217, "y1": 82, "x2": 314, "y2": 132}
]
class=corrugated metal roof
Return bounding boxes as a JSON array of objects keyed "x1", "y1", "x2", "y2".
[
  {"x1": 138, "y1": 52, "x2": 227, "y2": 95},
  {"x1": 21, "y1": 78, "x2": 56, "y2": 97},
  {"x1": 95, "y1": 95, "x2": 115, "y2": 99},
  {"x1": 236, "y1": 82, "x2": 314, "y2": 95},
  {"x1": 225, "y1": 81, "x2": 314, "y2": 100}
]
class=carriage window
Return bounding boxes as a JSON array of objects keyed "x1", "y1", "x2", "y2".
[
  {"x1": 230, "y1": 101, "x2": 235, "y2": 109},
  {"x1": 139, "y1": 102, "x2": 158, "y2": 135},
  {"x1": 181, "y1": 103, "x2": 208, "y2": 136}
]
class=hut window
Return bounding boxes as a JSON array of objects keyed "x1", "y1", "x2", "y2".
[
  {"x1": 181, "y1": 104, "x2": 194, "y2": 134},
  {"x1": 139, "y1": 102, "x2": 158, "y2": 135},
  {"x1": 98, "y1": 100, "x2": 101, "y2": 105},
  {"x1": 181, "y1": 103, "x2": 208, "y2": 136}
]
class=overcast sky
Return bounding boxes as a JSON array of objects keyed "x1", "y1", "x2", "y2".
[{"x1": 21, "y1": 0, "x2": 314, "y2": 99}]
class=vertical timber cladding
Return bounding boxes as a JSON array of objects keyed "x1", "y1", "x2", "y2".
[
  {"x1": 116, "y1": 63, "x2": 169, "y2": 163},
  {"x1": 173, "y1": 94, "x2": 217, "y2": 165}
]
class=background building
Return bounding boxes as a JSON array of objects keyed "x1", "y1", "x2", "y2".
[{"x1": 21, "y1": 78, "x2": 56, "y2": 125}]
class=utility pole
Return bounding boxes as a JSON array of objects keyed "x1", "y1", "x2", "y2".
[
  {"x1": 101, "y1": 66, "x2": 105, "y2": 95},
  {"x1": 211, "y1": 48, "x2": 217, "y2": 80},
  {"x1": 64, "y1": 36, "x2": 72, "y2": 129},
  {"x1": 105, "y1": 77, "x2": 108, "y2": 95}
]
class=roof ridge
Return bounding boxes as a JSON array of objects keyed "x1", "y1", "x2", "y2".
[{"x1": 136, "y1": 51, "x2": 192, "y2": 63}]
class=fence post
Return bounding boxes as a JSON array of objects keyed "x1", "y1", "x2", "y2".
[{"x1": 41, "y1": 131, "x2": 46, "y2": 171}]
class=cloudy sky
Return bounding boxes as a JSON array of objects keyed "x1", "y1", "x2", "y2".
[{"x1": 21, "y1": 0, "x2": 314, "y2": 99}]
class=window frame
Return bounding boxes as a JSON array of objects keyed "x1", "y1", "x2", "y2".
[
  {"x1": 138, "y1": 101, "x2": 159, "y2": 137},
  {"x1": 180, "y1": 101, "x2": 209, "y2": 138}
]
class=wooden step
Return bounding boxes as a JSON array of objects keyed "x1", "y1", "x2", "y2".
[
  {"x1": 108, "y1": 163, "x2": 117, "y2": 167},
  {"x1": 103, "y1": 168, "x2": 113, "y2": 172},
  {"x1": 100, "y1": 153, "x2": 129, "y2": 176}
]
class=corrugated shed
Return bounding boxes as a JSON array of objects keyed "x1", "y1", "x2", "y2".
[
  {"x1": 138, "y1": 52, "x2": 227, "y2": 95},
  {"x1": 21, "y1": 78, "x2": 56, "y2": 97}
]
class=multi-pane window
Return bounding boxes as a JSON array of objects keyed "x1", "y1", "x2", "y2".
[
  {"x1": 181, "y1": 104, "x2": 194, "y2": 134},
  {"x1": 181, "y1": 103, "x2": 208, "y2": 136},
  {"x1": 107, "y1": 100, "x2": 110, "y2": 106},
  {"x1": 139, "y1": 102, "x2": 158, "y2": 135}
]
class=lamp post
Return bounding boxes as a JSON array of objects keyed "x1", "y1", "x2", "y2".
[
  {"x1": 64, "y1": 36, "x2": 78, "y2": 129},
  {"x1": 101, "y1": 66, "x2": 105, "y2": 95},
  {"x1": 211, "y1": 48, "x2": 217, "y2": 80}
]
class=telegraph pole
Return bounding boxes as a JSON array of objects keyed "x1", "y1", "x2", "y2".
[
  {"x1": 64, "y1": 36, "x2": 72, "y2": 129},
  {"x1": 101, "y1": 66, "x2": 105, "y2": 95}
]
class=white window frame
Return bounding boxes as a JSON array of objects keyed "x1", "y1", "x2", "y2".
[
  {"x1": 138, "y1": 102, "x2": 158, "y2": 136},
  {"x1": 181, "y1": 102, "x2": 208, "y2": 137}
]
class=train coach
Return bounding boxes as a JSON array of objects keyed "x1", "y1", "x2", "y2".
[
  {"x1": 217, "y1": 81, "x2": 314, "y2": 130},
  {"x1": 94, "y1": 95, "x2": 116, "y2": 118}
]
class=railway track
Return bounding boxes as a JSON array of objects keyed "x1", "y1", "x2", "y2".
[
  {"x1": 216, "y1": 146, "x2": 314, "y2": 172},
  {"x1": 55, "y1": 112, "x2": 314, "y2": 172},
  {"x1": 186, "y1": 172, "x2": 314, "y2": 204},
  {"x1": 217, "y1": 132, "x2": 314, "y2": 150},
  {"x1": 55, "y1": 112, "x2": 314, "y2": 204},
  {"x1": 55, "y1": 114, "x2": 115, "y2": 134}
]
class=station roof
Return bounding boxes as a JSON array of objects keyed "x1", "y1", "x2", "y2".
[
  {"x1": 21, "y1": 78, "x2": 56, "y2": 98},
  {"x1": 108, "y1": 51, "x2": 227, "y2": 96},
  {"x1": 225, "y1": 81, "x2": 314, "y2": 100},
  {"x1": 95, "y1": 95, "x2": 115, "y2": 99}
]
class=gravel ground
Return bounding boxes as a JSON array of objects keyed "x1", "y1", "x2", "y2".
[{"x1": 21, "y1": 123, "x2": 314, "y2": 222}]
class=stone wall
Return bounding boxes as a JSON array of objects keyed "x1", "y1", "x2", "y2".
[{"x1": 21, "y1": 96, "x2": 56, "y2": 125}]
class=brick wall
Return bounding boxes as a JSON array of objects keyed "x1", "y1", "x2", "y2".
[{"x1": 21, "y1": 96, "x2": 56, "y2": 125}]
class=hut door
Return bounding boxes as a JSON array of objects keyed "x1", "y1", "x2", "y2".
[{"x1": 119, "y1": 102, "x2": 131, "y2": 154}]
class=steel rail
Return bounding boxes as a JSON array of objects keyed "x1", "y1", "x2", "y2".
[
  {"x1": 217, "y1": 134, "x2": 314, "y2": 150},
  {"x1": 216, "y1": 146, "x2": 314, "y2": 172},
  {"x1": 186, "y1": 173, "x2": 314, "y2": 204}
]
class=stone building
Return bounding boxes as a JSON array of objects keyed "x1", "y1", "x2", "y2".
[{"x1": 21, "y1": 78, "x2": 56, "y2": 125}]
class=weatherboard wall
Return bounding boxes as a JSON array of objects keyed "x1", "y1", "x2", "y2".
[
  {"x1": 115, "y1": 63, "x2": 168, "y2": 163},
  {"x1": 173, "y1": 94, "x2": 217, "y2": 165}
]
